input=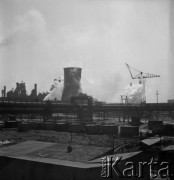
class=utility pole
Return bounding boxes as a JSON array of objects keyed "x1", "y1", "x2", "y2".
[{"x1": 156, "y1": 90, "x2": 159, "y2": 121}]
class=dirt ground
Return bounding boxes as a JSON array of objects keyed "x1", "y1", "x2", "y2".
[{"x1": 0, "y1": 129, "x2": 139, "y2": 148}]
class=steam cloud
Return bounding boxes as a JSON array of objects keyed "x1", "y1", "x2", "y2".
[
  {"x1": 0, "y1": 2, "x2": 170, "y2": 102},
  {"x1": 82, "y1": 73, "x2": 122, "y2": 102},
  {"x1": 44, "y1": 77, "x2": 64, "y2": 101},
  {"x1": 124, "y1": 83, "x2": 145, "y2": 104},
  {"x1": 0, "y1": 9, "x2": 47, "y2": 48}
]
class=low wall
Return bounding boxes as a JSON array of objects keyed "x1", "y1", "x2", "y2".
[{"x1": 0, "y1": 156, "x2": 100, "y2": 180}]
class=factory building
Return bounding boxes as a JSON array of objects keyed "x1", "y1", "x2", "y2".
[
  {"x1": 1, "y1": 82, "x2": 47, "y2": 101},
  {"x1": 1, "y1": 86, "x2": 6, "y2": 99}
]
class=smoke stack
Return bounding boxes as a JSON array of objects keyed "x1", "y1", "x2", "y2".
[
  {"x1": 34, "y1": 83, "x2": 37, "y2": 96},
  {"x1": 1, "y1": 90, "x2": 4, "y2": 98},
  {"x1": 4, "y1": 86, "x2": 6, "y2": 98},
  {"x1": 16, "y1": 82, "x2": 19, "y2": 89},
  {"x1": 61, "y1": 67, "x2": 82, "y2": 102}
]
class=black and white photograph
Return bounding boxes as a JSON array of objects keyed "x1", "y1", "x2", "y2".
[{"x1": 0, "y1": 0, "x2": 174, "y2": 179}]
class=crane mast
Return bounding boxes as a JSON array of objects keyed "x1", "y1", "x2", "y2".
[{"x1": 125, "y1": 63, "x2": 160, "y2": 103}]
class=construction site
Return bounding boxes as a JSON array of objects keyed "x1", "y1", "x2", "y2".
[{"x1": 0, "y1": 66, "x2": 174, "y2": 180}]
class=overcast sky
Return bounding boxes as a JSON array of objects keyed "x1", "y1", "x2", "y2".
[{"x1": 0, "y1": 0, "x2": 172, "y2": 103}]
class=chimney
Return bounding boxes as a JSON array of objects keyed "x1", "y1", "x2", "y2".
[
  {"x1": 34, "y1": 83, "x2": 37, "y2": 96},
  {"x1": 1, "y1": 90, "x2": 4, "y2": 98},
  {"x1": 61, "y1": 67, "x2": 82, "y2": 102},
  {"x1": 4, "y1": 86, "x2": 6, "y2": 98},
  {"x1": 16, "y1": 82, "x2": 19, "y2": 89}
]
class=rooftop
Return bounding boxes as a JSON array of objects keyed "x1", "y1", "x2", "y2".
[
  {"x1": 0, "y1": 140, "x2": 111, "y2": 168},
  {"x1": 141, "y1": 137, "x2": 164, "y2": 146},
  {"x1": 162, "y1": 145, "x2": 174, "y2": 151},
  {"x1": 88, "y1": 151, "x2": 142, "y2": 164}
]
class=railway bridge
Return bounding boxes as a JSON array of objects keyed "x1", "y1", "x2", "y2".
[{"x1": 0, "y1": 101, "x2": 174, "y2": 122}]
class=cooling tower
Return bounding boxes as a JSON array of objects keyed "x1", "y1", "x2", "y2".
[{"x1": 61, "y1": 67, "x2": 82, "y2": 102}]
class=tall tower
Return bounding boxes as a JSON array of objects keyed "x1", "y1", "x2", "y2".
[
  {"x1": 3, "y1": 86, "x2": 6, "y2": 98},
  {"x1": 61, "y1": 67, "x2": 82, "y2": 102},
  {"x1": 34, "y1": 84, "x2": 37, "y2": 97}
]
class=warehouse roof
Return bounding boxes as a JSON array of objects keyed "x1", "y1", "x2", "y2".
[
  {"x1": 88, "y1": 151, "x2": 142, "y2": 163},
  {"x1": 162, "y1": 145, "x2": 174, "y2": 151},
  {"x1": 141, "y1": 137, "x2": 164, "y2": 146},
  {"x1": 0, "y1": 140, "x2": 111, "y2": 166}
]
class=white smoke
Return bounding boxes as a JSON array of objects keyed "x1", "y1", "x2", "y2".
[
  {"x1": 0, "y1": 3, "x2": 169, "y2": 102},
  {"x1": 44, "y1": 77, "x2": 64, "y2": 101},
  {"x1": 82, "y1": 72, "x2": 122, "y2": 102},
  {"x1": 0, "y1": 9, "x2": 47, "y2": 48},
  {"x1": 124, "y1": 83, "x2": 144, "y2": 104}
]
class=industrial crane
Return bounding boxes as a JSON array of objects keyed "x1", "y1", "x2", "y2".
[{"x1": 125, "y1": 63, "x2": 160, "y2": 103}]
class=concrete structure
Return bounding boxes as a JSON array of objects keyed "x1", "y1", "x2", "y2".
[{"x1": 61, "y1": 67, "x2": 82, "y2": 102}]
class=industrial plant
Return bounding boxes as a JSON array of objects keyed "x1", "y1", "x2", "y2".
[
  {"x1": 1, "y1": 0, "x2": 174, "y2": 178},
  {"x1": 0, "y1": 66, "x2": 174, "y2": 180}
]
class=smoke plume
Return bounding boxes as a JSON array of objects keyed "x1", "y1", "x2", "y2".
[
  {"x1": 124, "y1": 83, "x2": 144, "y2": 104},
  {"x1": 0, "y1": 1, "x2": 170, "y2": 102},
  {"x1": 82, "y1": 72, "x2": 122, "y2": 102},
  {"x1": 43, "y1": 77, "x2": 64, "y2": 101},
  {"x1": 0, "y1": 9, "x2": 47, "y2": 48}
]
